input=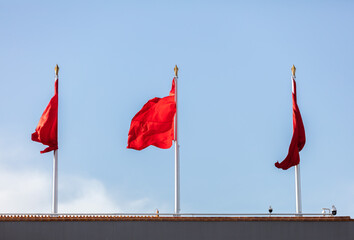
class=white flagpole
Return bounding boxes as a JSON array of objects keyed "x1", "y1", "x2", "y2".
[
  {"x1": 292, "y1": 65, "x2": 302, "y2": 216},
  {"x1": 52, "y1": 65, "x2": 59, "y2": 214},
  {"x1": 52, "y1": 149, "x2": 58, "y2": 214},
  {"x1": 174, "y1": 65, "x2": 180, "y2": 215},
  {"x1": 295, "y1": 164, "x2": 302, "y2": 215}
]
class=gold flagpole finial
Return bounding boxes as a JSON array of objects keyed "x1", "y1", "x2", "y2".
[
  {"x1": 174, "y1": 65, "x2": 179, "y2": 77},
  {"x1": 291, "y1": 64, "x2": 296, "y2": 77},
  {"x1": 55, "y1": 64, "x2": 59, "y2": 76}
]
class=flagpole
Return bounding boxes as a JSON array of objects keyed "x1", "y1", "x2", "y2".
[
  {"x1": 53, "y1": 149, "x2": 58, "y2": 214},
  {"x1": 174, "y1": 65, "x2": 180, "y2": 215},
  {"x1": 52, "y1": 64, "x2": 59, "y2": 214},
  {"x1": 295, "y1": 164, "x2": 302, "y2": 215},
  {"x1": 292, "y1": 65, "x2": 302, "y2": 216}
]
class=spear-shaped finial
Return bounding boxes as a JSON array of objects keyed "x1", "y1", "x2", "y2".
[
  {"x1": 291, "y1": 64, "x2": 296, "y2": 77},
  {"x1": 55, "y1": 64, "x2": 59, "y2": 76},
  {"x1": 174, "y1": 65, "x2": 179, "y2": 77}
]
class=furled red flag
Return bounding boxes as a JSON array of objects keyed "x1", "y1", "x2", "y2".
[
  {"x1": 275, "y1": 76, "x2": 306, "y2": 170},
  {"x1": 127, "y1": 79, "x2": 176, "y2": 150},
  {"x1": 31, "y1": 77, "x2": 58, "y2": 154}
]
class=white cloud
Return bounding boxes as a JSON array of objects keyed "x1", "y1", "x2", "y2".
[
  {"x1": 0, "y1": 137, "x2": 157, "y2": 214},
  {"x1": 59, "y1": 176, "x2": 120, "y2": 213},
  {"x1": 0, "y1": 166, "x2": 51, "y2": 213},
  {"x1": 0, "y1": 163, "x2": 156, "y2": 213}
]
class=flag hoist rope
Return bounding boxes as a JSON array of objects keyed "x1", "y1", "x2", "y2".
[
  {"x1": 292, "y1": 65, "x2": 302, "y2": 216},
  {"x1": 53, "y1": 64, "x2": 59, "y2": 214},
  {"x1": 174, "y1": 65, "x2": 180, "y2": 215}
]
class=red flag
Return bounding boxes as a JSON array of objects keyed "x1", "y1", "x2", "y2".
[
  {"x1": 127, "y1": 79, "x2": 176, "y2": 150},
  {"x1": 275, "y1": 77, "x2": 306, "y2": 170},
  {"x1": 32, "y1": 77, "x2": 58, "y2": 154}
]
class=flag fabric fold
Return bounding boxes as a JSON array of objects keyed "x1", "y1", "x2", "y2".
[
  {"x1": 127, "y1": 78, "x2": 176, "y2": 150},
  {"x1": 275, "y1": 77, "x2": 306, "y2": 170},
  {"x1": 32, "y1": 78, "x2": 58, "y2": 154}
]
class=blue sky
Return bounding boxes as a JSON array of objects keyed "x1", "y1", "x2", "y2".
[{"x1": 0, "y1": 0, "x2": 354, "y2": 216}]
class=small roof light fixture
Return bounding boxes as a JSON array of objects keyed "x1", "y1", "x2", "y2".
[
  {"x1": 331, "y1": 205, "x2": 337, "y2": 216},
  {"x1": 268, "y1": 206, "x2": 273, "y2": 215}
]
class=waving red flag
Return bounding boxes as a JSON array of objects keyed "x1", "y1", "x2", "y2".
[
  {"x1": 32, "y1": 77, "x2": 58, "y2": 154},
  {"x1": 127, "y1": 79, "x2": 176, "y2": 150},
  {"x1": 275, "y1": 76, "x2": 306, "y2": 170}
]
